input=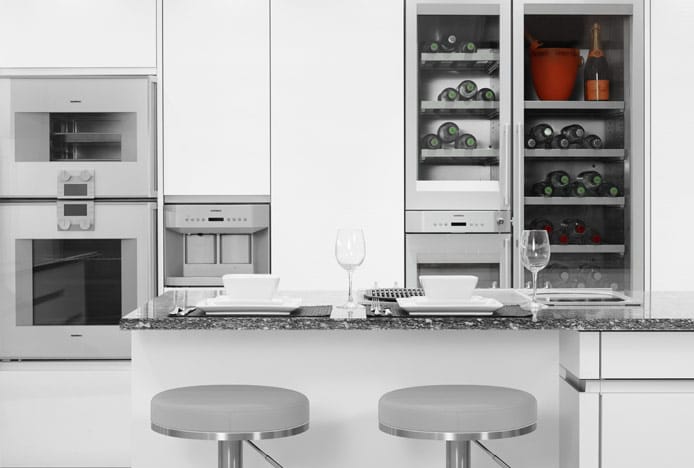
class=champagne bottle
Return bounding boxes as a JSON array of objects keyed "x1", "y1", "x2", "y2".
[
  {"x1": 440, "y1": 32, "x2": 459, "y2": 52},
  {"x1": 530, "y1": 123, "x2": 554, "y2": 145},
  {"x1": 568, "y1": 180, "x2": 588, "y2": 197},
  {"x1": 582, "y1": 134, "x2": 604, "y2": 149},
  {"x1": 584, "y1": 22, "x2": 610, "y2": 101},
  {"x1": 561, "y1": 124, "x2": 586, "y2": 143},
  {"x1": 421, "y1": 41, "x2": 441, "y2": 53},
  {"x1": 457, "y1": 80, "x2": 478, "y2": 100},
  {"x1": 438, "y1": 87, "x2": 460, "y2": 101},
  {"x1": 437, "y1": 122, "x2": 459, "y2": 143},
  {"x1": 475, "y1": 88, "x2": 496, "y2": 101},
  {"x1": 597, "y1": 181, "x2": 621, "y2": 197},
  {"x1": 525, "y1": 135, "x2": 538, "y2": 149},
  {"x1": 454, "y1": 133, "x2": 477, "y2": 149},
  {"x1": 421, "y1": 133, "x2": 442, "y2": 149},
  {"x1": 459, "y1": 41, "x2": 477, "y2": 53},
  {"x1": 532, "y1": 181, "x2": 554, "y2": 197},
  {"x1": 547, "y1": 170, "x2": 571, "y2": 189},
  {"x1": 529, "y1": 218, "x2": 554, "y2": 234},
  {"x1": 550, "y1": 135, "x2": 570, "y2": 149},
  {"x1": 577, "y1": 170, "x2": 603, "y2": 190}
]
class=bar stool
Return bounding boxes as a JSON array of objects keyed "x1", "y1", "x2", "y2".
[
  {"x1": 379, "y1": 385, "x2": 537, "y2": 468},
  {"x1": 151, "y1": 385, "x2": 309, "y2": 468}
]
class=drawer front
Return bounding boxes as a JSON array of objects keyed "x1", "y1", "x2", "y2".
[{"x1": 601, "y1": 332, "x2": 694, "y2": 379}]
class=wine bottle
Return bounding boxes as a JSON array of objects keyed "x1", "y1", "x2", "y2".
[
  {"x1": 555, "y1": 226, "x2": 571, "y2": 245},
  {"x1": 587, "y1": 228, "x2": 602, "y2": 245},
  {"x1": 577, "y1": 170, "x2": 603, "y2": 190},
  {"x1": 530, "y1": 123, "x2": 554, "y2": 145},
  {"x1": 579, "y1": 264, "x2": 603, "y2": 288},
  {"x1": 421, "y1": 41, "x2": 441, "y2": 53},
  {"x1": 597, "y1": 181, "x2": 621, "y2": 197},
  {"x1": 568, "y1": 180, "x2": 588, "y2": 197},
  {"x1": 547, "y1": 170, "x2": 571, "y2": 189},
  {"x1": 438, "y1": 87, "x2": 460, "y2": 101},
  {"x1": 459, "y1": 41, "x2": 477, "y2": 53},
  {"x1": 525, "y1": 135, "x2": 538, "y2": 149},
  {"x1": 475, "y1": 88, "x2": 496, "y2": 101},
  {"x1": 440, "y1": 32, "x2": 459, "y2": 52},
  {"x1": 529, "y1": 218, "x2": 554, "y2": 234},
  {"x1": 437, "y1": 122, "x2": 460, "y2": 143},
  {"x1": 421, "y1": 133, "x2": 442, "y2": 149},
  {"x1": 561, "y1": 218, "x2": 587, "y2": 243},
  {"x1": 582, "y1": 134, "x2": 604, "y2": 149},
  {"x1": 584, "y1": 22, "x2": 610, "y2": 101},
  {"x1": 561, "y1": 124, "x2": 586, "y2": 143},
  {"x1": 532, "y1": 181, "x2": 554, "y2": 197},
  {"x1": 457, "y1": 80, "x2": 478, "y2": 100},
  {"x1": 551, "y1": 263, "x2": 574, "y2": 286},
  {"x1": 454, "y1": 133, "x2": 477, "y2": 149},
  {"x1": 550, "y1": 135, "x2": 570, "y2": 149}
]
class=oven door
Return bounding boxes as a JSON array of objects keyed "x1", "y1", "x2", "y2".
[
  {"x1": 0, "y1": 76, "x2": 156, "y2": 198},
  {"x1": 0, "y1": 201, "x2": 156, "y2": 359},
  {"x1": 405, "y1": 233, "x2": 511, "y2": 288}
]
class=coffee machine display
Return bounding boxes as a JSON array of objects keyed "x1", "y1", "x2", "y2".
[{"x1": 164, "y1": 204, "x2": 270, "y2": 287}]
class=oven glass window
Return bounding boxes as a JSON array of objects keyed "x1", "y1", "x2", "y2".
[
  {"x1": 31, "y1": 239, "x2": 122, "y2": 325},
  {"x1": 417, "y1": 263, "x2": 500, "y2": 288}
]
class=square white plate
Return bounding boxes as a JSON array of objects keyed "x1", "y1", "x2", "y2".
[
  {"x1": 195, "y1": 296, "x2": 302, "y2": 315},
  {"x1": 396, "y1": 295, "x2": 503, "y2": 315}
]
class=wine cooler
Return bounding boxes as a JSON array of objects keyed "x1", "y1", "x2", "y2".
[{"x1": 405, "y1": 0, "x2": 645, "y2": 293}]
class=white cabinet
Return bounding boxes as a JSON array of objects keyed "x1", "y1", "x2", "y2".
[
  {"x1": 0, "y1": 361, "x2": 131, "y2": 467},
  {"x1": 0, "y1": 0, "x2": 156, "y2": 69},
  {"x1": 270, "y1": 0, "x2": 405, "y2": 289},
  {"x1": 162, "y1": 0, "x2": 270, "y2": 197}
]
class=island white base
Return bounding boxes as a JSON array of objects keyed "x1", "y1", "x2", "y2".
[{"x1": 132, "y1": 330, "x2": 560, "y2": 468}]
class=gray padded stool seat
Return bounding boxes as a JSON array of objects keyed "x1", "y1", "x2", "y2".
[
  {"x1": 152, "y1": 385, "x2": 309, "y2": 468},
  {"x1": 379, "y1": 385, "x2": 537, "y2": 468}
]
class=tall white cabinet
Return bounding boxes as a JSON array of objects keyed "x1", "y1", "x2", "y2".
[
  {"x1": 162, "y1": 0, "x2": 270, "y2": 197},
  {"x1": 270, "y1": 0, "x2": 405, "y2": 289}
]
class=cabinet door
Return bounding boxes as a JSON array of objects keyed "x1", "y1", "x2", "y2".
[
  {"x1": 163, "y1": 0, "x2": 270, "y2": 196},
  {"x1": 602, "y1": 393, "x2": 694, "y2": 468},
  {"x1": 0, "y1": 0, "x2": 156, "y2": 68},
  {"x1": 271, "y1": 0, "x2": 404, "y2": 289}
]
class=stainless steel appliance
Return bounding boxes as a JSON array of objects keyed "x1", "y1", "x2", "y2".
[
  {"x1": 0, "y1": 76, "x2": 157, "y2": 198},
  {"x1": 405, "y1": 211, "x2": 511, "y2": 288},
  {"x1": 405, "y1": 0, "x2": 645, "y2": 293},
  {"x1": 164, "y1": 204, "x2": 270, "y2": 287},
  {"x1": 0, "y1": 200, "x2": 156, "y2": 359}
]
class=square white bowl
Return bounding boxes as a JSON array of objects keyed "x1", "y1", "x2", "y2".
[
  {"x1": 419, "y1": 275, "x2": 478, "y2": 301},
  {"x1": 221, "y1": 274, "x2": 280, "y2": 301}
]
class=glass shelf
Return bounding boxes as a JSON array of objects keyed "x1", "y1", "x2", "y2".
[
  {"x1": 524, "y1": 196, "x2": 625, "y2": 206},
  {"x1": 551, "y1": 244, "x2": 626, "y2": 254},
  {"x1": 525, "y1": 149, "x2": 625, "y2": 160},
  {"x1": 421, "y1": 100, "x2": 499, "y2": 118},
  {"x1": 420, "y1": 49, "x2": 500, "y2": 73},
  {"x1": 420, "y1": 148, "x2": 499, "y2": 165}
]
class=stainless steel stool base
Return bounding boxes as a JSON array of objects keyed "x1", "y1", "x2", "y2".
[
  {"x1": 218, "y1": 440, "x2": 243, "y2": 468},
  {"x1": 446, "y1": 441, "x2": 471, "y2": 468}
]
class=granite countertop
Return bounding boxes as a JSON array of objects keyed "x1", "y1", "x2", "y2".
[{"x1": 120, "y1": 289, "x2": 694, "y2": 332}]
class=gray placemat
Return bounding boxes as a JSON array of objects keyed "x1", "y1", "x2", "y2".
[{"x1": 292, "y1": 305, "x2": 332, "y2": 317}]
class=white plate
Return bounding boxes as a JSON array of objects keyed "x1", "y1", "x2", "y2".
[
  {"x1": 396, "y1": 295, "x2": 503, "y2": 315},
  {"x1": 196, "y1": 296, "x2": 302, "y2": 315}
]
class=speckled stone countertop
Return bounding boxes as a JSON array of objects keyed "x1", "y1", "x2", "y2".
[{"x1": 120, "y1": 289, "x2": 694, "y2": 332}]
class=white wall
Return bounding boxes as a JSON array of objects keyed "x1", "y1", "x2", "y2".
[{"x1": 650, "y1": 0, "x2": 694, "y2": 290}]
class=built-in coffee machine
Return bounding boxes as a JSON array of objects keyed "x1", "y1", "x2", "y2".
[{"x1": 164, "y1": 204, "x2": 270, "y2": 287}]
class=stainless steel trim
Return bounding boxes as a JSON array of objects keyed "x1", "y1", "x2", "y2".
[
  {"x1": 378, "y1": 422, "x2": 536, "y2": 441},
  {"x1": 446, "y1": 440, "x2": 471, "y2": 468},
  {"x1": 246, "y1": 441, "x2": 284, "y2": 468},
  {"x1": 164, "y1": 195, "x2": 271, "y2": 204},
  {"x1": 474, "y1": 440, "x2": 511, "y2": 468},
  {"x1": 219, "y1": 440, "x2": 243, "y2": 468},
  {"x1": 151, "y1": 422, "x2": 309, "y2": 441},
  {"x1": 501, "y1": 122, "x2": 511, "y2": 209}
]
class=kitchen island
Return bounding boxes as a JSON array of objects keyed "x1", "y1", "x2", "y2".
[{"x1": 123, "y1": 290, "x2": 694, "y2": 468}]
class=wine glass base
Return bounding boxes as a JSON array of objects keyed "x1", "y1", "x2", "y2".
[
  {"x1": 520, "y1": 301, "x2": 548, "y2": 312},
  {"x1": 333, "y1": 303, "x2": 366, "y2": 320}
]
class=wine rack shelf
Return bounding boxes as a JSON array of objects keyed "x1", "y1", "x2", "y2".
[
  {"x1": 420, "y1": 101, "x2": 499, "y2": 119},
  {"x1": 524, "y1": 149, "x2": 625, "y2": 160},
  {"x1": 420, "y1": 49, "x2": 499, "y2": 73},
  {"x1": 52, "y1": 132, "x2": 122, "y2": 143},
  {"x1": 524, "y1": 196, "x2": 625, "y2": 206},
  {"x1": 420, "y1": 148, "x2": 499, "y2": 165},
  {"x1": 525, "y1": 101, "x2": 624, "y2": 111},
  {"x1": 551, "y1": 244, "x2": 626, "y2": 254}
]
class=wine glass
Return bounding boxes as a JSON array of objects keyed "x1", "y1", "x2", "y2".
[
  {"x1": 520, "y1": 229, "x2": 551, "y2": 312},
  {"x1": 335, "y1": 228, "x2": 366, "y2": 312}
]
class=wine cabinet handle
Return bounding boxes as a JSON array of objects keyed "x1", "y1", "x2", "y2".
[{"x1": 502, "y1": 122, "x2": 511, "y2": 209}]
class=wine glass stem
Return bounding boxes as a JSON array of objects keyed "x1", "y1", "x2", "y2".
[
  {"x1": 347, "y1": 270, "x2": 354, "y2": 304},
  {"x1": 532, "y1": 270, "x2": 538, "y2": 303}
]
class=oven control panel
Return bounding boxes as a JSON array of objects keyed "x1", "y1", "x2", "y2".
[
  {"x1": 57, "y1": 200, "x2": 95, "y2": 231},
  {"x1": 164, "y1": 204, "x2": 270, "y2": 234},
  {"x1": 405, "y1": 211, "x2": 511, "y2": 234},
  {"x1": 57, "y1": 170, "x2": 95, "y2": 199}
]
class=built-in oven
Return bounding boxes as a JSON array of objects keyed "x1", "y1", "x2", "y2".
[
  {"x1": 0, "y1": 76, "x2": 156, "y2": 198},
  {"x1": 0, "y1": 200, "x2": 156, "y2": 359},
  {"x1": 405, "y1": 210, "x2": 511, "y2": 288}
]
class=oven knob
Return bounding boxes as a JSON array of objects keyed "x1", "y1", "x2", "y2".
[
  {"x1": 60, "y1": 171, "x2": 72, "y2": 182},
  {"x1": 79, "y1": 170, "x2": 93, "y2": 181},
  {"x1": 58, "y1": 219, "x2": 71, "y2": 230},
  {"x1": 79, "y1": 220, "x2": 91, "y2": 230}
]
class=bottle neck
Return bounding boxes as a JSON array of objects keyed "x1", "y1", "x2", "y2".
[{"x1": 590, "y1": 24, "x2": 604, "y2": 58}]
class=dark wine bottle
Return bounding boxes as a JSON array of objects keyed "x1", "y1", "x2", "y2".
[
  {"x1": 438, "y1": 87, "x2": 460, "y2": 101},
  {"x1": 421, "y1": 41, "x2": 441, "y2": 53},
  {"x1": 597, "y1": 181, "x2": 621, "y2": 197},
  {"x1": 568, "y1": 180, "x2": 588, "y2": 197},
  {"x1": 475, "y1": 88, "x2": 496, "y2": 101},
  {"x1": 530, "y1": 123, "x2": 554, "y2": 145},
  {"x1": 421, "y1": 134, "x2": 442, "y2": 149},
  {"x1": 582, "y1": 135, "x2": 604, "y2": 149},
  {"x1": 561, "y1": 124, "x2": 586, "y2": 143},
  {"x1": 437, "y1": 122, "x2": 460, "y2": 143},
  {"x1": 561, "y1": 218, "x2": 587, "y2": 244},
  {"x1": 525, "y1": 135, "x2": 538, "y2": 149},
  {"x1": 440, "y1": 32, "x2": 459, "y2": 52},
  {"x1": 577, "y1": 170, "x2": 603, "y2": 190},
  {"x1": 547, "y1": 170, "x2": 571, "y2": 189},
  {"x1": 454, "y1": 133, "x2": 477, "y2": 149},
  {"x1": 584, "y1": 22, "x2": 610, "y2": 101},
  {"x1": 587, "y1": 228, "x2": 602, "y2": 245},
  {"x1": 532, "y1": 181, "x2": 554, "y2": 197},
  {"x1": 458, "y1": 41, "x2": 477, "y2": 53},
  {"x1": 529, "y1": 218, "x2": 554, "y2": 234},
  {"x1": 556, "y1": 226, "x2": 571, "y2": 245},
  {"x1": 550, "y1": 135, "x2": 570, "y2": 149},
  {"x1": 457, "y1": 80, "x2": 478, "y2": 100}
]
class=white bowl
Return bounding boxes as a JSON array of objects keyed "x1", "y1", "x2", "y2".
[
  {"x1": 419, "y1": 275, "x2": 478, "y2": 301},
  {"x1": 222, "y1": 274, "x2": 280, "y2": 301}
]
